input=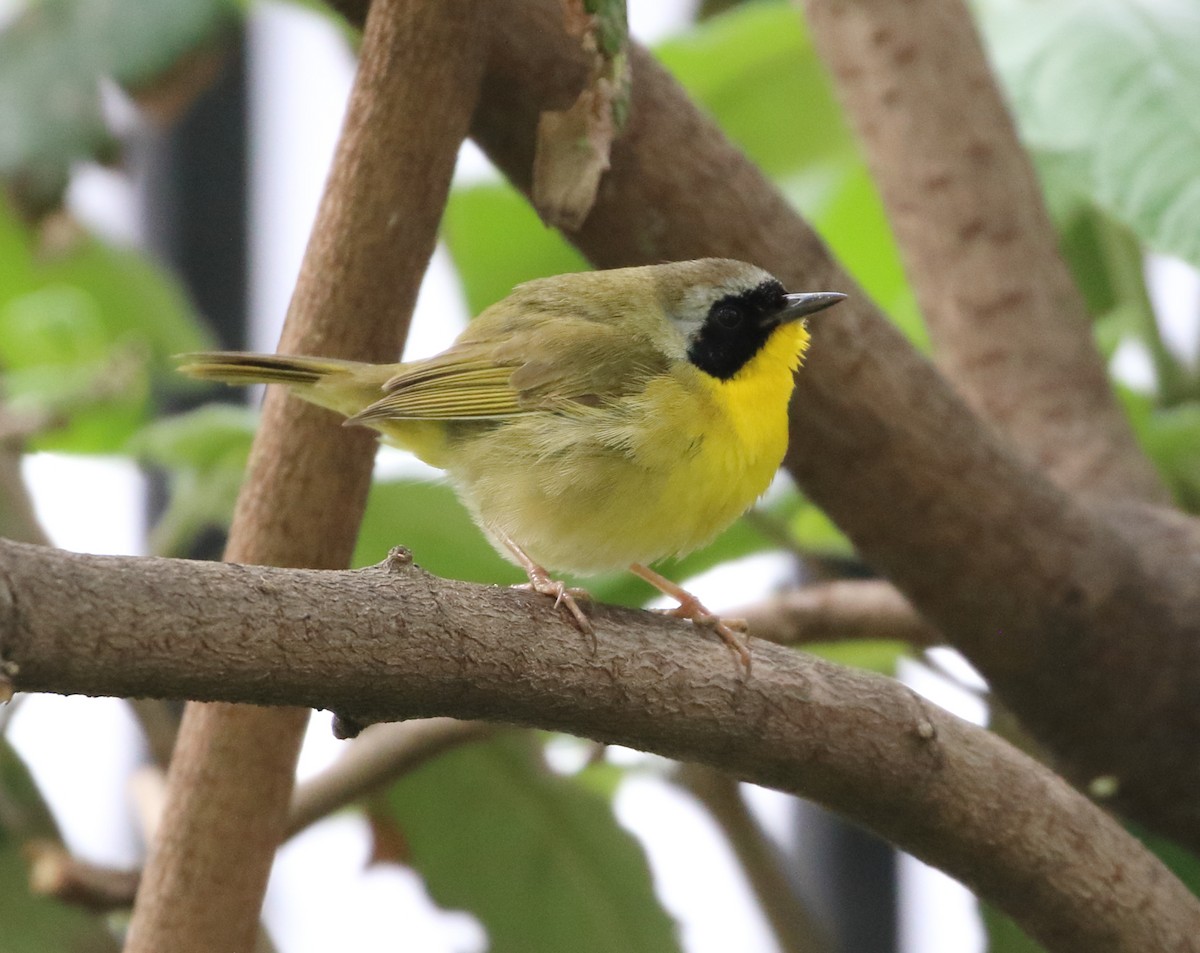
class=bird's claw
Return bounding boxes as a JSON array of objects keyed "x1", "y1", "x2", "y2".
[
  {"x1": 659, "y1": 598, "x2": 752, "y2": 673},
  {"x1": 515, "y1": 579, "x2": 594, "y2": 635}
]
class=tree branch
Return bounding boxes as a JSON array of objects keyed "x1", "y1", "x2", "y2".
[
  {"x1": 2, "y1": 539, "x2": 1199, "y2": 953},
  {"x1": 27, "y1": 718, "x2": 498, "y2": 913},
  {"x1": 742, "y1": 580, "x2": 937, "y2": 647},
  {"x1": 125, "y1": 3, "x2": 486, "y2": 951},
  {"x1": 26, "y1": 841, "x2": 141, "y2": 915},
  {"x1": 676, "y1": 764, "x2": 830, "y2": 953},
  {"x1": 797, "y1": 0, "x2": 1167, "y2": 504},
  {"x1": 454, "y1": 0, "x2": 1200, "y2": 849},
  {"x1": 285, "y1": 718, "x2": 496, "y2": 838},
  {"x1": 0, "y1": 413, "x2": 52, "y2": 547}
]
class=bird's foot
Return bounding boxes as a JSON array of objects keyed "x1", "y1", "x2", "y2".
[
  {"x1": 514, "y1": 572, "x2": 594, "y2": 635},
  {"x1": 630, "y1": 563, "x2": 752, "y2": 674},
  {"x1": 661, "y1": 596, "x2": 752, "y2": 673},
  {"x1": 497, "y1": 531, "x2": 595, "y2": 637}
]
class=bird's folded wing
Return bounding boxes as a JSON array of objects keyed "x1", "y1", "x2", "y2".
[
  {"x1": 347, "y1": 322, "x2": 667, "y2": 423},
  {"x1": 350, "y1": 358, "x2": 527, "y2": 421}
]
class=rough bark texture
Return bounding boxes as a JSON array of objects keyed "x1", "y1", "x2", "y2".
[
  {"x1": 2, "y1": 540, "x2": 1199, "y2": 953},
  {"x1": 457, "y1": 0, "x2": 1200, "y2": 849},
  {"x1": 798, "y1": 0, "x2": 1167, "y2": 503},
  {"x1": 124, "y1": 3, "x2": 485, "y2": 951}
]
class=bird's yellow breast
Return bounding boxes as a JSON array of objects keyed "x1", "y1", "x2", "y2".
[{"x1": 386, "y1": 321, "x2": 808, "y2": 576}]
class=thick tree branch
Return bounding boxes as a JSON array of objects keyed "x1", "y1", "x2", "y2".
[
  {"x1": 455, "y1": 0, "x2": 1200, "y2": 849},
  {"x1": 797, "y1": 0, "x2": 1167, "y2": 504},
  {"x1": 126, "y1": 3, "x2": 486, "y2": 951},
  {"x1": 2, "y1": 540, "x2": 1199, "y2": 953}
]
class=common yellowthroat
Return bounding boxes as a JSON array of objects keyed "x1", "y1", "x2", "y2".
[{"x1": 179, "y1": 259, "x2": 844, "y2": 668}]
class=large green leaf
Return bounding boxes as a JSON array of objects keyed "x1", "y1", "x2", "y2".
[
  {"x1": 1130, "y1": 825, "x2": 1200, "y2": 899},
  {"x1": 379, "y1": 735, "x2": 681, "y2": 953},
  {"x1": 976, "y1": 0, "x2": 1200, "y2": 269},
  {"x1": 0, "y1": 0, "x2": 238, "y2": 213},
  {"x1": 983, "y1": 828, "x2": 1200, "y2": 951},
  {"x1": 0, "y1": 196, "x2": 209, "y2": 454},
  {"x1": 656, "y1": 1, "x2": 845, "y2": 177},
  {"x1": 1139, "y1": 401, "x2": 1200, "y2": 513},
  {"x1": 1118, "y1": 387, "x2": 1200, "y2": 513},
  {"x1": 442, "y1": 184, "x2": 587, "y2": 316}
]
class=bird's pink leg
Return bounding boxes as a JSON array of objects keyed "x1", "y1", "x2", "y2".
[
  {"x1": 498, "y1": 532, "x2": 593, "y2": 634},
  {"x1": 629, "y1": 563, "x2": 752, "y2": 672}
]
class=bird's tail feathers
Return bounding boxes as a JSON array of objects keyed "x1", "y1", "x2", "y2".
[{"x1": 177, "y1": 352, "x2": 364, "y2": 386}]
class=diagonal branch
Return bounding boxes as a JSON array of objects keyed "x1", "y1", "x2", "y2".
[
  {"x1": 2, "y1": 539, "x2": 1199, "y2": 953},
  {"x1": 797, "y1": 0, "x2": 1167, "y2": 504},
  {"x1": 125, "y1": 3, "x2": 487, "y2": 951}
]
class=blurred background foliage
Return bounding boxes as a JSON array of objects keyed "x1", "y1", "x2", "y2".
[{"x1": 1, "y1": 1, "x2": 1198, "y2": 951}]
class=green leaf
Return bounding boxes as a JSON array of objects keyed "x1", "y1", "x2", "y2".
[
  {"x1": 0, "y1": 196, "x2": 210, "y2": 453},
  {"x1": 788, "y1": 501, "x2": 853, "y2": 555},
  {"x1": 976, "y1": 0, "x2": 1200, "y2": 269},
  {"x1": 129, "y1": 403, "x2": 255, "y2": 471},
  {"x1": 657, "y1": 2, "x2": 844, "y2": 177},
  {"x1": 986, "y1": 826, "x2": 1200, "y2": 953},
  {"x1": 0, "y1": 740, "x2": 118, "y2": 953},
  {"x1": 129, "y1": 405, "x2": 255, "y2": 555},
  {"x1": 353, "y1": 478, "x2": 525, "y2": 581},
  {"x1": 381, "y1": 735, "x2": 681, "y2": 953},
  {"x1": 658, "y1": 2, "x2": 924, "y2": 344},
  {"x1": 805, "y1": 639, "x2": 908, "y2": 675},
  {"x1": 1138, "y1": 401, "x2": 1200, "y2": 512},
  {"x1": 442, "y1": 184, "x2": 587, "y2": 316},
  {"x1": 982, "y1": 904, "x2": 1047, "y2": 953},
  {"x1": 0, "y1": 738, "x2": 61, "y2": 842},
  {"x1": 1129, "y1": 825, "x2": 1200, "y2": 899},
  {"x1": 783, "y1": 163, "x2": 927, "y2": 349},
  {"x1": 444, "y1": 2, "x2": 922, "y2": 343},
  {"x1": 0, "y1": 0, "x2": 238, "y2": 212}
]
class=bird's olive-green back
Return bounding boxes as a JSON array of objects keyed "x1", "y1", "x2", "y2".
[{"x1": 354, "y1": 271, "x2": 678, "y2": 422}]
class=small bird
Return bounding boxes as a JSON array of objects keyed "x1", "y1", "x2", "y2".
[{"x1": 179, "y1": 259, "x2": 844, "y2": 669}]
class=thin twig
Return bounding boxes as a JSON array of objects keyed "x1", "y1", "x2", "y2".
[
  {"x1": 741, "y1": 580, "x2": 938, "y2": 648},
  {"x1": 677, "y1": 764, "x2": 831, "y2": 953},
  {"x1": 286, "y1": 718, "x2": 496, "y2": 838},
  {"x1": 26, "y1": 840, "x2": 141, "y2": 914}
]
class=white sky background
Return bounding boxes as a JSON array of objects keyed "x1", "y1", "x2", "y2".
[{"x1": 9, "y1": 1, "x2": 1200, "y2": 951}]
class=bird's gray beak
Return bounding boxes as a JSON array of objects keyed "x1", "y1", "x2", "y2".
[{"x1": 773, "y1": 291, "x2": 847, "y2": 325}]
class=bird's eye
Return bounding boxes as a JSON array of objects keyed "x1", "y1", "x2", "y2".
[{"x1": 714, "y1": 304, "x2": 743, "y2": 329}]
